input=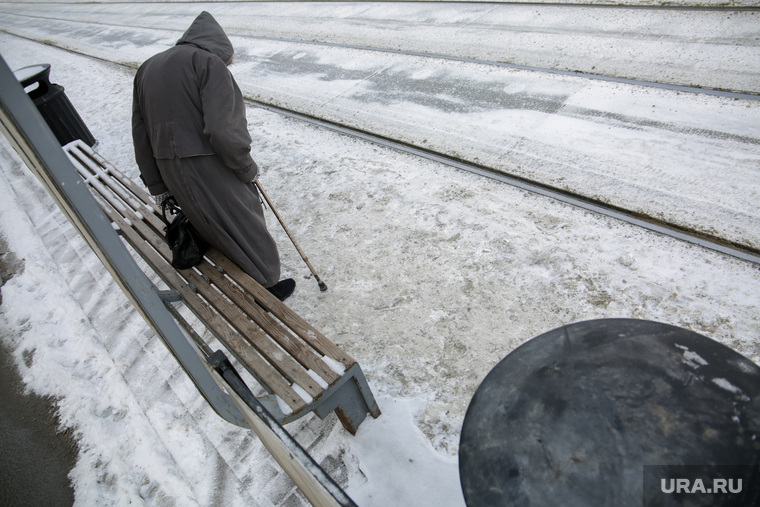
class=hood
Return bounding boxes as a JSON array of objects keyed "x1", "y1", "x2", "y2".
[{"x1": 176, "y1": 11, "x2": 234, "y2": 63}]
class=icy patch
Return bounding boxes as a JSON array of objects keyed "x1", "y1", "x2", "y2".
[
  {"x1": 734, "y1": 359, "x2": 759, "y2": 375},
  {"x1": 322, "y1": 355, "x2": 347, "y2": 375},
  {"x1": 682, "y1": 350, "x2": 708, "y2": 369},
  {"x1": 712, "y1": 378, "x2": 749, "y2": 401},
  {"x1": 344, "y1": 395, "x2": 465, "y2": 506},
  {"x1": 307, "y1": 368, "x2": 329, "y2": 389},
  {"x1": 292, "y1": 383, "x2": 314, "y2": 404},
  {"x1": 275, "y1": 395, "x2": 294, "y2": 416},
  {"x1": 503, "y1": 83, "x2": 527, "y2": 94},
  {"x1": 676, "y1": 344, "x2": 708, "y2": 369},
  {"x1": 410, "y1": 68, "x2": 436, "y2": 80}
]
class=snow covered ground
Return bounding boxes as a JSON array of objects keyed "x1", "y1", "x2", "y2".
[
  {"x1": 0, "y1": 2, "x2": 759, "y2": 506},
  {"x1": 2, "y1": 1, "x2": 759, "y2": 251}
]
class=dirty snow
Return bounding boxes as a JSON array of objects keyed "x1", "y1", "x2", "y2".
[{"x1": 0, "y1": 2, "x2": 759, "y2": 506}]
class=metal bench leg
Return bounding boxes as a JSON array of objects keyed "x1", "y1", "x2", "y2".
[{"x1": 313, "y1": 364, "x2": 381, "y2": 435}]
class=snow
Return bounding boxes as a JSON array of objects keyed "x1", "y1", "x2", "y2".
[
  {"x1": 681, "y1": 348, "x2": 709, "y2": 369},
  {"x1": 0, "y1": 2, "x2": 759, "y2": 506},
  {"x1": 344, "y1": 397, "x2": 462, "y2": 506},
  {"x1": 711, "y1": 378, "x2": 745, "y2": 397},
  {"x1": 3, "y1": 1, "x2": 758, "y2": 250}
]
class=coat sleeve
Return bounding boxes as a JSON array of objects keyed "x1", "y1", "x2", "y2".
[
  {"x1": 132, "y1": 80, "x2": 168, "y2": 195},
  {"x1": 199, "y1": 57, "x2": 258, "y2": 183}
]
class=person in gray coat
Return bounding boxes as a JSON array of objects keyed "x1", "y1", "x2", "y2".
[{"x1": 132, "y1": 11, "x2": 295, "y2": 300}]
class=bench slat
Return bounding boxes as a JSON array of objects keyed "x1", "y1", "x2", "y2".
[
  {"x1": 179, "y1": 264, "x2": 324, "y2": 399},
  {"x1": 197, "y1": 262, "x2": 341, "y2": 385},
  {"x1": 210, "y1": 254, "x2": 355, "y2": 367}
]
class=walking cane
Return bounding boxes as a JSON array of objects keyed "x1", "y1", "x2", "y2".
[{"x1": 255, "y1": 181, "x2": 328, "y2": 292}]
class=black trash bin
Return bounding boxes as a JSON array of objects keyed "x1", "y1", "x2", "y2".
[{"x1": 14, "y1": 64, "x2": 96, "y2": 147}]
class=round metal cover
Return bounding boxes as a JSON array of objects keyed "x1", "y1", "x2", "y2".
[{"x1": 459, "y1": 319, "x2": 760, "y2": 506}]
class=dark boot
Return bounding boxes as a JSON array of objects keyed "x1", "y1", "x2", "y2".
[{"x1": 267, "y1": 278, "x2": 296, "y2": 302}]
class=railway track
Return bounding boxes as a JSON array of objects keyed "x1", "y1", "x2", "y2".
[{"x1": 2, "y1": 5, "x2": 759, "y2": 265}]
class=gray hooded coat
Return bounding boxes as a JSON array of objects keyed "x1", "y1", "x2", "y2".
[{"x1": 132, "y1": 11, "x2": 280, "y2": 287}]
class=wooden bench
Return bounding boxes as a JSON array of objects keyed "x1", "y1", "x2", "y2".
[{"x1": 63, "y1": 140, "x2": 380, "y2": 434}]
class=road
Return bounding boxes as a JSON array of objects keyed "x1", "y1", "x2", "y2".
[{"x1": 1, "y1": 1, "x2": 759, "y2": 251}]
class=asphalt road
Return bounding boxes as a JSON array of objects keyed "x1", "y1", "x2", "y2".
[{"x1": 0, "y1": 238, "x2": 77, "y2": 507}]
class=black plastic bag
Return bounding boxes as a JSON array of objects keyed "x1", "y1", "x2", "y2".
[{"x1": 162, "y1": 197, "x2": 208, "y2": 269}]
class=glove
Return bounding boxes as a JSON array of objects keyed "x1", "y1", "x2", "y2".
[{"x1": 153, "y1": 191, "x2": 172, "y2": 208}]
